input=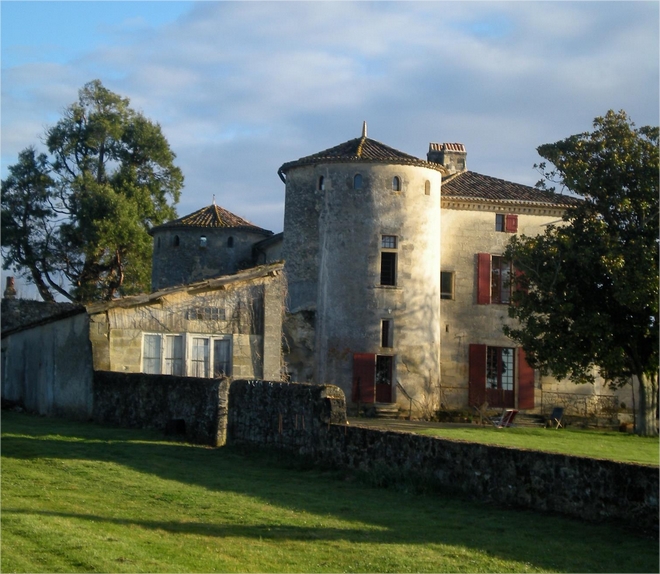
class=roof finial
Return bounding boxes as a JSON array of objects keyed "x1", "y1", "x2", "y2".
[
  {"x1": 362, "y1": 121, "x2": 367, "y2": 138},
  {"x1": 212, "y1": 194, "x2": 216, "y2": 205}
]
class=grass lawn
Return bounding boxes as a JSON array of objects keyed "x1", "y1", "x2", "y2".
[
  {"x1": 2, "y1": 411, "x2": 658, "y2": 573},
  {"x1": 409, "y1": 425, "x2": 659, "y2": 466}
]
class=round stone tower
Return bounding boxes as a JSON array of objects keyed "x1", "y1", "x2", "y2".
[
  {"x1": 149, "y1": 202, "x2": 273, "y2": 291},
  {"x1": 278, "y1": 124, "x2": 446, "y2": 409}
]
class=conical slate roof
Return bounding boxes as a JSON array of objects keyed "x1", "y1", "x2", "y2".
[
  {"x1": 149, "y1": 204, "x2": 272, "y2": 235},
  {"x1": 278, "y1": 127, "x2": 446, "y2": 178}
]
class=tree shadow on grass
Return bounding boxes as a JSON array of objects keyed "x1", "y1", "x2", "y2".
[{"x1": 2, "y1": 412, "x2": 657, "y2": 573}]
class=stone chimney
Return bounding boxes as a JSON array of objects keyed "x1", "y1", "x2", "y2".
[
  {"x1": 3, "y1": 276, "x2": 17, "y2": 299},
  {"x1": 427, "y1": 143, "x2": 467, "y2": 175}
]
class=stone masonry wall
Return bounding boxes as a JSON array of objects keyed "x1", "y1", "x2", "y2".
[
  {"x1": 93, "y1": 371, "x2": 230, "y2": 446},
  {"x1": 228, "y1": 379, "x2": 658, "y2": 535},
  {"x1": 88, "y1": 373, "x2": 657, "y2": 534}
]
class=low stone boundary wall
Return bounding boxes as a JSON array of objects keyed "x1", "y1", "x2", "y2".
[
  {"x1": 228, "y1": 379, "x2": 659, "y2": 535},
  {"x1": 93, "y1": 371, "x2": 229, "y2": 446},
  {"x1": 90, "y1": 374, "x2": 658, "y2": 534}
]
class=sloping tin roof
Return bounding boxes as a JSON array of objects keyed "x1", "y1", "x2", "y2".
[
  {"x1": 86, "y1": 261, "x2": 285, "y2": 314},
  {"x1": 442, "y1": 171, "x2": 581, "y2": 207},
  {"x1": 279, "y1": 136, "x2": 446, "y2": 176},
  {"x1": 150, "y1": 204, "x2": 272, "y2": 235},
  {"x1": 1, "y1": 299, "x2": 86, "y2": 337}
]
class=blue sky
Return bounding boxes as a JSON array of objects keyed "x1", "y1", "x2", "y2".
[{"x1": 1, "y1": 1, "x2": 659, "y2": 298}]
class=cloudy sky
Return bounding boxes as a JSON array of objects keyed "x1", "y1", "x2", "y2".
[{"x1": 2, "y1": 1, "x2": 659, "y2": 295}]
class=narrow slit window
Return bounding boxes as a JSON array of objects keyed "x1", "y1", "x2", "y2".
[
  {"x1": 380, "y1": 252, "x2": 397, "y2": 286},
  {"x1": 441, "y1": 271, "x2": 454, "y2": 300},
  {"x1": 425, "y1": 180, "x2": 431, "y2": 196},
  {"x1": 353, "y1": 173, "x2": 363, "y2": 189},
  {"x1": 318, "y1": 176, "x2": 325, "y2": 191},
  {"x1": 200, "y1": 235, "x2": 207, "y2": 248},
  {"x1": 381, "y1": 319, "x2": 393, "y2": 348},
  {"x1": 392, "y1": 176, "x2": 401, "y2": 191},
  {"x1": 227, "y1": 236, "x2": 234, "y2": 248}
]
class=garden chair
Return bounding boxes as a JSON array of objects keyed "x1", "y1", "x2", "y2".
[
  {"x1": 491, "y1": 408, "x2": 518, "y2": 428},
  {"x1": 548, "y1": 407, "x2": 564, "y2": 429}
]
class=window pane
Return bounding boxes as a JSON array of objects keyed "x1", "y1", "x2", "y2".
[
  {"x1": 392, "y1": 176, "x2": 401, "y2": 191},
  {"x1": 380, "y1": 252, "x2": 397, "y2": 286},
  {"x1": 164, "y1": 335, "x2": 184, "y2": 376},
  {"x1": 191, "y1": 337, "x2": 209, "y2": 377},
  {"x1": 441, "y1": 271, "x2": 453, "y2": 300},
  {"x1": 213, "y1": 339, "x2": 231, "y2": 378},
  {"x1": 381, "y1": 235, "x2": 397, "y2": 249},
  {"x1": 501, "y1": 348, "x2": 514, "y2": 390},
  {"x1": 486, "y1": 347, "x2": 498, "y2": 389},
  {"x1": 143, "y1": 334, "x2": 161, "y2": 374},
  {"x1": 496, "y1": 214, "x2": 505, "y2": 232}
]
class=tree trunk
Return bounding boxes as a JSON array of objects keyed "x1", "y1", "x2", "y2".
[{"x1": 635, "y1": 371, "x2": 659, "y2": 436}]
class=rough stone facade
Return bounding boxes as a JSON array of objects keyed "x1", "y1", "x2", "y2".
[
  {"x1": 225, "y1": 379, "x2": 658, "y2": 535},
  {"x1": 279, "y1": 133, "x2": 445, "y2": 411},
  {"x1": 93, "y1": 370, "x2": 230, "y2": 446},
  {"x1": 88, "y1": 262, "x2": 286, "y2": 381}
]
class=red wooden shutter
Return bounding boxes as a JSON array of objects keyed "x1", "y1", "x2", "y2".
[
  {"x1": 518, "y1": 348, "x2": 535, "y2": 409},
  {"x1": 476, "y1": 253, "x2": 491, "y2": 304},
  {"x1": 352, "y1": 353, "x2": 376, "y2": 403},
  {"x1": 468, "y1": 344, "x2": 487, "y2": 406},
  {"x1": 505, "y1": 214, "x2": 518, "y2": 233}
]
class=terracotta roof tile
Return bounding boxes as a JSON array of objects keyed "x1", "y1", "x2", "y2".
[
  {"x1": 150, "y1": 204, "x2": 272, "y2": 235},
  {"x1": 442, "y1": 171, "x2": 581, "y2": 207},
  {"x1": 279, "y1": 136, "x2": 446, "y2": 175},
  {"x1": 429, "y1": 142, "x2": 466, "y2": 152}
]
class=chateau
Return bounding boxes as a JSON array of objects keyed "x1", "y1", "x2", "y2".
[{"x1": 147, "y1": 124, "x2": 628, "y2": 417}]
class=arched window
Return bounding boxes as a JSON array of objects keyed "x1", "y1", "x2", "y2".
[
  {"x1": 353, "y1": 173, "x2": 363, "y2": 190},
  {"x1": 392, "y1": 176, "x2": 401, "y2": 191},
  {"x1": 173, "y1": 235, "x2": 180, "y2": 247},
  {"x1": 424, "y1": 180, "x2": 431, "y2": 196},
  {"x1": 200, "y1": 235, "x2": 207, "y2": 248},
  {"x1": 227, "y1": 236, "x2": 234, "y2": 248},
  {"x1": 318, "y1": 176, "x2": 325, "y2": 191}
]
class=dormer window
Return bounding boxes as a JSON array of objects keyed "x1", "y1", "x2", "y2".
[
  {"x1": 392, "y1": 176, "x2": 401, "y2": 191},
  {"x1": 353, "y1": 174, "x2": 363, "y2": 190}
]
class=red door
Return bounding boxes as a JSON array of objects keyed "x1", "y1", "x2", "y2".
[{"x1": 352, "y1": 353, "x2": 375, "y2": 404}]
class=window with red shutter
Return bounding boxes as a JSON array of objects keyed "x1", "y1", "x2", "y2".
[
  {"x1": 476, "y1": 253, "x2": 491, "y2": 304},
  {"x1": 505, "y1": 214, "x2": 518, "y2": 233}
]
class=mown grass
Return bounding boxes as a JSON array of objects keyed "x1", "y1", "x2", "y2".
[
  {"x1": 2, "y1": 411, "x2": 658, "y2": 573},
  {"x1": 408, "y1": 425, "x2": 659, "y2": 466}
]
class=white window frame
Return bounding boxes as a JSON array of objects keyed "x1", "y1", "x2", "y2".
[{"x1": 141, "y1": 333, "x2": 233, "y2": 379}]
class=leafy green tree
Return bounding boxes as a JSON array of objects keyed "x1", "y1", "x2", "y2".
[
  {"x1": 2, "y1": 80, "x2": 183, "y2": 302},
  {"x1": 504, "y1": 111, "x2": 658, "y2": 436}
]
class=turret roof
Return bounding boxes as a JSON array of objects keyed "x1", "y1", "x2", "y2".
[
  {"x1": 278, "y1": 134, "x2": 446, "y2": 177},
  {"x1": 149, "y1": 204, "x2": 272, "y2": 235},
  {"x1": 441, "y1": 171, "x2": 582, "y2": 208}
]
